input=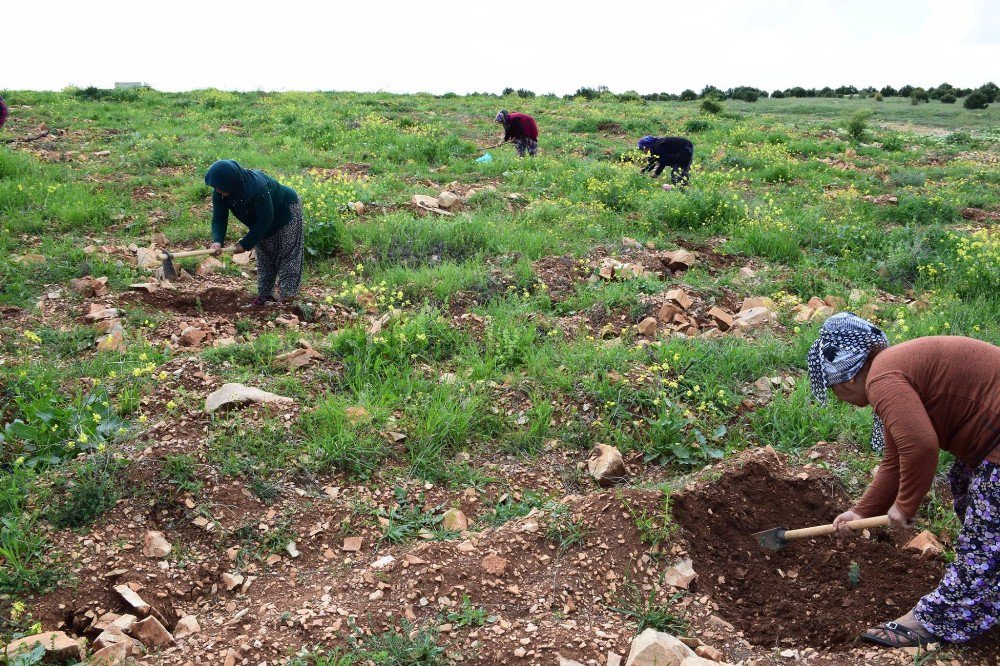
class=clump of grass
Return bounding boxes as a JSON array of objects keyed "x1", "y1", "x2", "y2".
[
  {"x1": 544, "y1": 501, "x2": 587, "y2": 550},
  {"x1": 847, "y1": 561, "x2": 861, "y2": 589},
  {"x1": 47, "y1": 454, "x2": 127, "y2": 529},
  {"x1": 446, "y1": 595, "x2": 495, "y2": 628},
  {"x1": 611, "y1": 575, "x2": 688, "y2": 634},
  {"x1": 160, "y1": 453, "x2": 203, "y2": 494}
]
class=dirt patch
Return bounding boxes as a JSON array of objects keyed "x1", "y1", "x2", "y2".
[
  {"x1": 672, "y1": 457, "x2": 944, "y2": 651},
  {"x1": 597, "y1": 121, "x2": 625, "y2": 135},
  {"x1": 124, "y1": 286, "x2": 299, "y2": 319}
]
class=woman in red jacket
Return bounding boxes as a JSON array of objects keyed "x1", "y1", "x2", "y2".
[{"x1": 495, "y1": 110, "x2": 538, "y2": 157}]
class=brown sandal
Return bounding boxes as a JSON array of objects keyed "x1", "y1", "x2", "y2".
[{"x1": 861, "y1": 621, "x2": 934, "y2": 648}]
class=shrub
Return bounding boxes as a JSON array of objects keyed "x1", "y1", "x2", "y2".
[
  {"x1": 683, "y1": 118, "x2": 711, "y2": 133},
  {"x1": 910, "y1": 89, "x2": 930, "y2": 105},
  {"x1": 963, "y1": 91, "x2": 989, "y2": 110},
  {"x1": 846, "y1": 110, "x2": 871, "y2": 142},
  {"x1": 700, "y1": 97, "x2": 723, "y2": 115},
  {"x1": 940, "y1": 93, "x2": 957, "y2": 104},
  {"x1": 873, "y1": 92, "x2": 884, "y2": 102},
  {"x1": 679, "y1": 89, "x2": 697, "y2": 101},
  {"x1": 771, "y1": 90, "x2": 786, "y2": 99},
  {"x1": 47, "y1": 455, "x2": 127, "y2": 528}
]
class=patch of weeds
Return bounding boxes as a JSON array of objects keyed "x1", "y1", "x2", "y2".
[
  {"x1": 847, "y1": 560, "x2": 861, "y2": 589},
  {"x1": 621, "y1": 489, "x2": 677, "y2": 550},
  {"x1": 232, "y1": 517, "x2": 297, "y2": 564},
  {"x1": 544, "y1": 500, "x2": 587, "y2": 550},
  {"x1": 483, "y1": 490, "x2": 546, "y2": 527},
  {"x1": 610, "y1": 576, "x2": 687, "y2": 634},
  {"x1": 160, "y1": 453, "x2": 203, "y2": 494},
  {"x1": 346, "y1": 621, "x2": 445, "y2": 665},
  {"x1": 378, "y1": 487, "x2": 454, "y2": 545},
  {"x1": 446, "y1": 595, "x2": 495, "y2": 628},
  {"x1": 0, "y1": 514, "x2": 65, "y2": 596},
  {"x1": 46, "y1": 454, "x2": 127, "y2": 528}
]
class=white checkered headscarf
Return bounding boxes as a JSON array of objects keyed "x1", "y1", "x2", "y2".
[{"x1": 807, "y1": 312, "x2": 889, "y2": 451}]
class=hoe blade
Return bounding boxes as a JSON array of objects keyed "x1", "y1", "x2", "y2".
[
  {"x1": 160, "y1": 253, "x2": 177, "y2": 281},
  {"x1": 752, "y1": 526, "x2": 788, "y2": 551}
]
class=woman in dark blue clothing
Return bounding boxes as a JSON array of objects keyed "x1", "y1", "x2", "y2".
[
  {"x1": 637, "y1": 136, "x2": 694, "y2": 186},
  {"x1": 205, "y1": 160, "x2": 304, "y2": 306}
]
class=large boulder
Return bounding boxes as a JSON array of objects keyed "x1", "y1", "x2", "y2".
[{"x1": 587, "y1": 444, "x2": 626, "y2": 487}]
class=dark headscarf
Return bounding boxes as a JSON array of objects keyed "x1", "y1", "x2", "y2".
[
  {"x1": 807, "y1": 312, "x2": 890, "y2": 451},
  {"x1": 638, "y1": 135, "x2": 656, "y2": 151},
  {"x1": 495, "y1": 110, "x2": 508, "y2": 124},
  {"x1": 204, "y1": 160, "x2": 267, "y2": 202}
]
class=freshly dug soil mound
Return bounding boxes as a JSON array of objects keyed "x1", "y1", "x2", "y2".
[{"x1": 672, "y1": 458, "x2": 944, "y2": 651}]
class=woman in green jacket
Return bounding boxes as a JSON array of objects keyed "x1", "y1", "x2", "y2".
[{"x1": 205, "y1": 160, "x2": 304, "y2": 306}]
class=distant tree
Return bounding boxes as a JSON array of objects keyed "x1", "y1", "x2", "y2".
[
  {"x1": 964, "y1": 91, "x2": 989, "y2": 109},
  {"x1": 818, "y1": 86, "x2": 836, "y2": 98},
  {"x1": 771, "y1": 89, "x2": 786, "y2": 98},
  {"x1": 898, "y1": 85, "x2": 915, "y2": 97},
  {"x1": 978, "y1": 82, "x2": 999, "y2": 102},
  {"x1": 728, "y1": 86, "x2": 762, "y2": 102},
  {"x1": 501, "y1": 87, "x2": 516, "y2": 96},
  {"x1": 911, "y1": 88, "x2": 930, "y2": 105},
  {"x1": 700, "y1": 85, "x2": 724, "y2": 99},
  {"x1": 860, "y1": 86, "x2": 877, "y2": 95},
  {"x1": 835, "y1": 85, "x2": 859, "y2": 95},
  {"x1": 787, "y1": 86, "x2": 808, "y2": 98},
  {"x1": 880, "y1": 85, "x2": 898, "y2": 97},
  {"x1": 679, "y1": 89, "x2": 698, "y2": 101},
  {"x1": 516, "y1": 89, "x2": 535, "y2": 98},
  {"x1": 940, "y1": 93, "x2": 957, "y2": 104}
]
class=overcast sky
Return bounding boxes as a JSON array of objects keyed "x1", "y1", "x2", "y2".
[{"x1": 4, "y1": 0, "x2": 998, "y2": 94}]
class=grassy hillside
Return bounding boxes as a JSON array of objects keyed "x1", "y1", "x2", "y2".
[{"x1": 0, "y1": 89, "x2": 997, "y2": 663}]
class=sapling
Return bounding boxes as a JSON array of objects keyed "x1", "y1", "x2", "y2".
[{"x1": 848, "y1": 561, "x2": 861, "y2": 589}]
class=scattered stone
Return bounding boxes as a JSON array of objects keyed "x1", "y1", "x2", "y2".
[
  {"x1": 705, "y1": 615, "x2": 735, "y2": 632},
  {"x1": 132, "y1": 616, "x2": 175, "y2": 649},
  {"x1": 607, "y1": 652, "x2": 623, "y2": 666},
  {"x1": 740, "y1": 296, "x2": 775, "y2": 312},
  {"x1": 195, "y1": 256, "x2": 224, "y2": 276},
  {"x1": 372, "y1": 555, "x2": 396, "y2": 569},
  {"x1": 223, "y1": 648, "x2": 239, "y2": 666},
  {"x1": 173, "y1": 615, "x2": 201, "y2": 639},
  {"x1": 276, "y1": 314, "x2": 300, "y2": 328},
  {"x1": 598, "y1": 263, "x2": 616, "y2": 280},
  {"x1": 368, "y1": 589, "x2": 384, "y2": 601},
  {"x1": 661, "y1": 249, "x2": 697, "y2": 271},
  {"x1": 625, "y1": 628, "x2": 696, "y2": 666},
  {"x1": 275, "y1": 347, "x2": 324, "y2": 371},
  {"x1": 142, "y1": 530, "x2": 172, "y2": 558},
  {"x1": 791, "y1": 304, "x2": 814, "y2": 323},
  {"x1": 113, "y1": 583, "x2": 150, "y2": 615},
  {"x1": 663, "y1": 558, "x2": 697, "y2": 590},
  {"x1": 707, "y1": 307, "x2": 734, "y2": 331},
  {"x1": 412, "y1": 194, "x2": 440, "y2": 208},
  {"x1": 695, "y1": 644, "x2": 725, "y2": 661},
  {"x1": 514, "y1": 647, "x2": 527, "y2": 658},
  {"x1": 221, "y1": 572, "x2": 244, "y2": 591},
  {"x1": 443, "y1": 508, "x2": 469, "y2": 531},
  {"x1": 5, "y1": 631, "x2": 81, "y2": 663},
  {"x1": 810, "y1": 305, "x2": 836, "y2": 321},
  {"x1": 664, "y1": 289, "x2": 693, "y2": 311},
  {"x1": 204, "y1": 383, "x2": 293, "y2": 413},
  {"x1": 905, "y1": 530, "x2": 944, "y2": 559},
  {"x1": 680, "y1": 658, "x2": 720, "y2": 666},
  {"x1": 558, "y1": 657, "x2": 586, "y2": 666},
  {"x1": 622, "y1": 236, "x2": 643, "y2": 249},
  {"x1": 136, "y1": 247, "x2": 161, "y2": 270},
  {"x1": 732, "y1": 306, "x2": 775, "y2": 329},
  {"x1": 15, "y1": 253, "x2": 47, "y2": 265},
  {"x1": 231, "y1": 250, "x2": 253, "y2": 265},
  {"x1": 587, "y1": 443, "x2": 626, "y2": 487},
  {"x1": 637, "y1": 317, "x2": 658, "y2": 337},
  {"x1": 658, "y1": 303, "x2": 681, "y2": 322},
  {"x1": 342, "y1": 536, "x2": 363, "y2": 552},
  {"x1": 88, "y1": 642, "x2": 132, "y2": 665},
  {"x1": 481, "y1": 553, "x2": 510, "y2": 576},
  {"x1": 285, "y1": 542, "x2": 301, "y2": 558},
  {"x1": 437, "y1": 191, "x2": 461, "y2": 208},
  {"x1": 93, "y1": 626, "x2": 135, "y2": 652},
  {"x1": 179, "y1": 326, "x2": 210, "y2": 347},
  {"x1": 96, "y1": 330, "x2": 126, "y2": 352}
]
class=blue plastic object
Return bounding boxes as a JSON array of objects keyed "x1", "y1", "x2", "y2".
[{"x1": 475, "y1": 152, "x2": 493, "y2": 163}]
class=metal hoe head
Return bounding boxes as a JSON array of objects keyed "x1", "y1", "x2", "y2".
[
  {"x1": 752, "y1": 526, "x2": 789, "y2": 551},
  {"x1": 160, "y1": 252, "x2": 177, "y2": 281}
]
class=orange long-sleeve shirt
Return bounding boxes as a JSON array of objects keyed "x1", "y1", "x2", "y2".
[{"x1": 853, "y1": 336, "x2": 1000, "y2": 518}]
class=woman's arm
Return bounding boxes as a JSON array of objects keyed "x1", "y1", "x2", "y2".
[
  {"x1": 852, "y1": 431, "x2": 901, "y2": 517},
  {"x1": 210, "y1": 191, "x2": 230, "y2": 244}
]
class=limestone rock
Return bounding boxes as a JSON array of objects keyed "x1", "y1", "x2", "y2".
[
  {"x1": 179, "y1": 326, "x2": 210, "y2": 347},
  {"x1": 733, "y1": 306, "x2": 775, "y2": 329},
  {"x1": 221, "y1": 572, "x2": 244, "y2": 591},
  {"x1": 195, "y1": 256, "x2": 224, "y2": 276},
  {"x1": 739, "y1": 296, "x2": 775, "y2": 312},
  {"x1": 558, "y1": 657, "x2": 586, "y2": 666},
  {"x1": 437, "y1": 191, "x2": 461, "y2": 208},
  {"x1": 142, "y1": 530, "x2": 172, "y2": 558},
  {"x1": 113, "y1": 584, "x2": 150, "y2": 615},
  {"x1": 637, "y1": 317, "x2": 658, "y2": 337},
  {"x1": 93, "y1": 626, "x2": 136, "y2": 652},
  {"x1": 132, "y1": 616, "x2": 174, "y2": 649},
  {"x1": 5, "y1": 631, "x2": 81, "y2": 663},
  {"x1": 905, "y1": 530, "x2": 944, "y2": 559},
  {"x1": 96, "y1": 331, "x2": 126, "y2": 352},
  {"x1": 587, "y1": 444, "x2": 626, "y2": 487},
  {"x1": 791, "y1": 304, "x2": 814, "y2": 323},
  {"x1": 275, "y1": 347, "x2": 324, "y2": 371},
  {"x1": 695, "y1": 644, "x2": 725, "y2": 661},
  {"x1": 810, "y1": 305, "x2": 836, "y2": 321},
  {"x1": 204, "y1": 383, "x2": 293, "y2": 413},
  {"x1": 663, "y1": 557, "x2": 697, "y2": 589},
  {"x1": 88, "y1": 642, "x2": 132, "y2": 665},
  {"x1": 664, "y1": 289, "x2": 693, "y2": 311},
  {"x1": 680, "y1": 658, "x2": 721, "y2": 666},
  {"x1": 342, "y1": 536, "x2": 363, "y2": 552},
  {"x1": 661, "y1": 249, "x2": 696, "y2": 271},
  {"x1": 658, "y1": 303, "x2": 680, "y2": 322},
  {"x1": 625, "y1": 628, "x2": 696, "y2": 666},
  {"x1": 136, "y1": 247, "x2": 161, "y2": 270},
  {"x1": 481, "y1": 553, "x2": 510, "y2": 576},
  {"x1": 173, "y1": 615, "x2": 201, "y2": 639},
  {"x1": 442, "y1": 508, "x2": 469, "y2": 531},
  {"x1": 707, "y1": 307, "x2": 734, "y2": 331},
  {"x1": 231, "y1": 250, "x2": 253, "y2": 265},
  {"x1": 412, "y1": 194, "x2": 440, "y2": 208}
]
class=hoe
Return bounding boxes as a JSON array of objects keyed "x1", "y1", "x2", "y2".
[{"x1": 753, "y1": 514, "x2": 890, "y2": 551}]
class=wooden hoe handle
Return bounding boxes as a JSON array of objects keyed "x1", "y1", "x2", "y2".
[
  {"x1": 157, "y1": 247, "x2": 236, "y2": 260},
  {"x1": 784, "y1": 515, "x2": 890, "y2": 541}
]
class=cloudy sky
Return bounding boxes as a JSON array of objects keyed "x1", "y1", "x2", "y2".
[{"x1": 5, "y1": 0, "x2": 998, "y2": 94}]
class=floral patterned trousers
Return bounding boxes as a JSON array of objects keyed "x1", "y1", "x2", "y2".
[{"x1": 914, "y1": 460, "x2": 1000, "y2": 642}]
